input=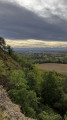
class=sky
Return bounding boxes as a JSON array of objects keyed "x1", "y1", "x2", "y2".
[
  {"x1": 6, "y1": 39, "x2": 67, "y2": 49},
  {"x1": 0, "y1": 0, "x2": 67, "y2": 48}
]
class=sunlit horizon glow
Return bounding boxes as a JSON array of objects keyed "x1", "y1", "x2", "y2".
[{"x1": 5, "y1": 39, "x2": 67, "y2": 48}]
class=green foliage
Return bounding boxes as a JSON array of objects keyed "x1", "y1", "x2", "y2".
[
  {"x1": 8, "y1": 89, "x2": 38, "y2": 118},
  {"x1": 26, "y1": 65, "x2": 42, "y2": 96},
  {"x1": 41, "y1": 72, "x2": 62, "y2": 105},
  {"x1": 38, "y1": 111, "x2": 62, "y2": 120},
  {"x1": 22, "y1": 52, "x2": 67, "y2": 64},
  {"x1": 6, "y1": 45, "x2": 13, "y2": 55},
  {"x1": 63, "y1": 56, "x2": 67, "y2": 63},
  {"x1": 61, "y1": 78, "x2": 67, "y2": 93},
  {"x1": 0, "y1": 37, "x2": 6, "y2": 49},
  {"x1": 0, "y1": 44, "x2": 67, "y2": 120},
  {"x1": 64, "y1": 112, "x2": 67, "y2": 120},
  {"x1": 25, "y1": 107, "x2": 36, "y2": 118},
  {"x1": 11, "y1": 52, "x2": 33, "y2": 69},
  {"x1": 8, "y1": 70, "x2": 27, "y2": 88},
  {"x1": 27, "y1": 91, "x2": 39, "y2": 109},
  {"x1": 27, "y1": 71, "x2": 37, "y2": 90},
  {"x1": 54, "y1": 94, "x2": 67, "y2": 115},
  {"x1": 0, "y1": 60, "x2": 7, "y2": 76}
]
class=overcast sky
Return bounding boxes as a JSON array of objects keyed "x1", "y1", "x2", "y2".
[{"x1": 0, "y1": 0, "x2": 67, "y2": 48}]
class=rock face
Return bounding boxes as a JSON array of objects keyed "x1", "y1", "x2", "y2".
[{"x1": 0, "y1": 86, "x2": 36, "y2": 120}]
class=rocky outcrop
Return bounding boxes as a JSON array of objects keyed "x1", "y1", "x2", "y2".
[{"x1": 0, "y1": 86, "x2": 36, "y2": 120}]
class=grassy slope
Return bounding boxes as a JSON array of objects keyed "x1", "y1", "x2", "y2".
[
  {"x1": 0, "y1": 48, "x2": 21, "y2": 70},
  {"x1": 0, "y1": 48, "x2": 22, "y2": 90}
]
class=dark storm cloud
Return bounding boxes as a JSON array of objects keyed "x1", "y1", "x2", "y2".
[{"x1": 0, "y1": 1, "x2": 67, "y2": 41}]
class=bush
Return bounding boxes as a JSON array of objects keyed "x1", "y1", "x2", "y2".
[{"x1": 38, "y1": 111, "x2": 62, "y2": 120}]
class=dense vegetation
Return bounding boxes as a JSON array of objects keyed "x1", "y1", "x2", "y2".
[
  {"x1": 20, "y1": 52, "x2": 67, "y2": 64},
  {"x1": 0, "y1": 37, "x2": 67, "y2": 120}
]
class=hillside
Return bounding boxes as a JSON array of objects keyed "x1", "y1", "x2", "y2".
[
  {"x1": 0, "y1": 47, "x2": 67, "y2": 120},
  {"x1": 0, "y1": 48, "x2": 35, "y2": 119},
  {"x1": 0, "y1": 85, "x2": 35, "y2": 120},
  {"x1": 0, "y1": 48, "x2": 22, "y2": 90},
  {"x1": 0, "y1": 48, "x2": 21, "y2": 70},
  {"x1": 0, "y1": 48, "x2": 36, "y2": 120}
]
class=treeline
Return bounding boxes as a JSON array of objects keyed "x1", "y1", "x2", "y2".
[
  {"x1": 22, "y1": 53, "x2": 67, "y2": 64},
  {"x1": 0, "y1": 37, "x2": 67, "y2": 120}
]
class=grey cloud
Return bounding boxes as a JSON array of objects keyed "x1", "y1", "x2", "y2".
[
  {"x1": 0, "y1": 1, "x2": 67, "y2": 41},
  {"x1": 12, "y1": 0, "x2": 67, "y2": 21}
]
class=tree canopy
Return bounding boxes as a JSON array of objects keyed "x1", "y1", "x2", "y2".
[{"x1": 0, "y1": 37, "x2": 6, "y2": 48}]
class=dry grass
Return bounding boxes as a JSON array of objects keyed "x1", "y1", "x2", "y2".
[{"x1": 39, "y1": 63, "x2": 67, "y2": 75}]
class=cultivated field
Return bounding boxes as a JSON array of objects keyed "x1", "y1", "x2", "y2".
[{"x1": 39, "y1": 63, "x2": 67, "y2": 75}]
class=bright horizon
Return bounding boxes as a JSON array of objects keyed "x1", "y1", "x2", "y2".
[{"x1": 6, "y1": 39, "x2": 67, "y2": 48}]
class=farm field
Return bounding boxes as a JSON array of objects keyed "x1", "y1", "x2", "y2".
[{"x1": 39, "y1": 63, "x2": 67, "y2": 75}]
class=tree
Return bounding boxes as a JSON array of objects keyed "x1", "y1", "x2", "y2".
[
  {"x1": 27, "y1": 72, "x2": 37, "y2": 91},
  {"x1": 0, "y1": 37, "x2": 6, "y2": 48},
  {"x1": 8, "y1": 70, "x2": 27, "y2": 89},
  {"x1": 6, "y1": 45, "x2": 13, "y2": 55},
  {"x1": 41, "y1": 72, "x2": 62, "y2": 105}
]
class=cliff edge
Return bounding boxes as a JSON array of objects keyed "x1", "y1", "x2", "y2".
[{"x1": 0, "y1": 86, "x2": 36, "y2": 120}]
